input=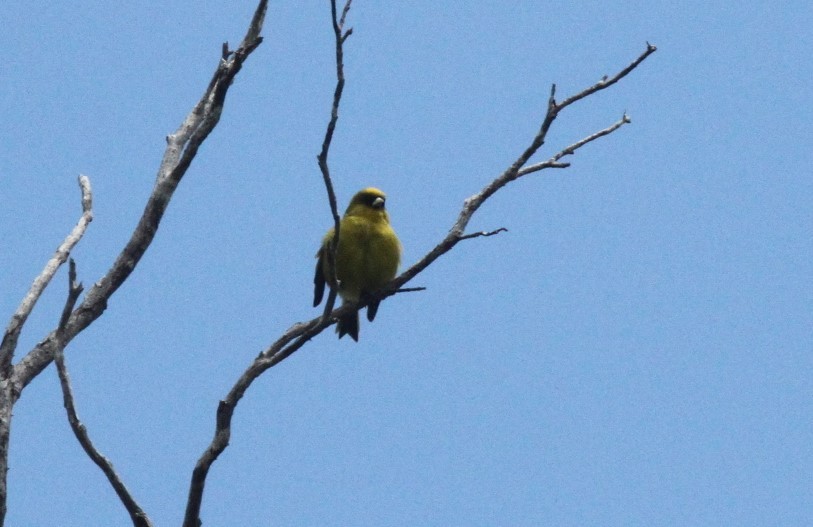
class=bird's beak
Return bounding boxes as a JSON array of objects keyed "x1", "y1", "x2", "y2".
[{"x1": 372, "y1": 197, "x2": 385, "y2": 209}]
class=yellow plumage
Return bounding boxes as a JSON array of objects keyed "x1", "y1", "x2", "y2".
[{"x1": 313, "y1": 188, "x2": 402, "y2": 341}]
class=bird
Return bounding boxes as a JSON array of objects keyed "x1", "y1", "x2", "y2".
[{"x1": 313, "y1": 187, "x2": 402, "y2": 341}]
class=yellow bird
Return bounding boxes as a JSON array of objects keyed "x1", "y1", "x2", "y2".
[{"x1": 313, "y1": 187, "x2": 402, "y2": 341}]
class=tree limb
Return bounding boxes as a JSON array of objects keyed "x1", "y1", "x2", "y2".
[
  {"x1": 53, "y1": 261, "x2": 154, "y2": 527},
  {"x1": 184, "y1": 2, "x2": 357, "y2": 526},
  {"x1": 3, "y1": 4, "x2": 268, "y2": 519},
  {"x1": 557, "y1": 42, "x2": 657, "y2": 110},
  {"x1": 518, "y1": 113, "x2": 631, "y2": 177},
  {"x1": 185, "y1": 41, "x2": 656, "y2": 527},
  {"x1": 11, "y1": 0, "x2": 269, "y2": 397},
  {"x1": 0, "y1": 175, "x2": 93, "y2": 377},
  {"x1": 390, "y1": 44, "x2": 656, "y2": 292},
  {"x1": 316, "y1": 0, "x2": 354, "y2": 320}
]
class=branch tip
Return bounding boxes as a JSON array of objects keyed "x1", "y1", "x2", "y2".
[
  {"x1": 2, "y1": 173, "x2": 94, "y2": 372},
  {"x1": 342, "y1": 27, "x2": 354, "y2": 42},
  {"x1": 339, "y1": 0, "x2": 353, "y2": 29},
  {"x1": 459, "y1": 227, "x2": 508, "y2": 241},
  {"x1": 53, "y1": 259, "x2": 152, "y2": 526},
  {"x1": 395, "y1": 286, "x2": 427, "y2": 294}
]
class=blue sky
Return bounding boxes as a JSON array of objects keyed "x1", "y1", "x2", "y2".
[{"x1": 1, "y1": 1, "x2": 811, "y2": 526}]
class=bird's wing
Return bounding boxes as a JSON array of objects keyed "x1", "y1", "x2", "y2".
[{"x1": 313, "y1": 245, "x2": 326, "y2": 307}]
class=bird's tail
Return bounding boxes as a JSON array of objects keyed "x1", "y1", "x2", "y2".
[{"x1": 336, "y1": 309, "x2": 360, "y2": 342}]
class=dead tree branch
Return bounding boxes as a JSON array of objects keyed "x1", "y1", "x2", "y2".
[
  {"x1": 0, "y1": 175, "x2": 93, "y2": 376},
  {"x1": 1, "y1": 2, "x2": 267, "y2": 524},
  {"x1": 186, "y1": 39, "x2": 656, "y2": 527},
  {"x1": 518, "y1": 113, "x2": 631, "y2": 176},
  {"x1": 11, "y1": 0, "x2": 269, "y2": 396},
  {"x1": 391, "y1": 44, "x2": 657, "y2": 292},
  {"x1": 53, "y1": 261, "x2": 154, "y2": 527},
  {"x1": 0, "y1": 175, "x2": 92, "y2": 525},
  {"x1": 316, "y1": 0, "x2": 355, "y2": 320},
  {"x1": 184, "y1": 3, "x2": 354, "y2": 526},
  {"x1": 458, "y1": 228, "x2": 509, "y2": 241}
]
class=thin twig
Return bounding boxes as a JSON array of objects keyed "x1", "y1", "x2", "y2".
[
  {"x1": 12, "y1": 0, "x2": 269, "y2": 396},
  {"x1": 518, "y1": 113, "x2": 631, "y2": 177},
  {"x1": 394, "y1": 287, "x2": 427, "y2": 294},
  {"x1": 317, "y1": 0, "x2": 354, "y2": 319},
  {"x1": 0, "y1": 175, "x2": 92, "y2": 377},
  {"x1": 55, "y1": 260, "x2": 83, "y2": 337},
  {"x1": 54, "y1": 261, "x2": 153, "y2": 527},
  {"x1": 338, "y1": 0, "x2": 353, "y2": 29},
  {"x1": 458, "y1": 228, "x2": 509, "y2": 241},
  {"x1": 557, "y1": 42, "x2": 657, "y2": 111}
]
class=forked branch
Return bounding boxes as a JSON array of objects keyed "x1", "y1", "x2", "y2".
[
  {"x1": 392, "y1": 45, "x2": 656, "y2": 290},
  {"x1": 187, "y1": 37, "x2": 656, "y2": 527},
  {"x1": 316, "y1": 0, "x2": 355, "y2": 319},
  {"x1": 3, "y1": 2, "x2": 268, "y2": 522},
  {"x1": 0, "y1": 175, "x2": 93, "y2": 377},
  {"x1": 11, "y1": 0, "x2": 269, "y2": 396},
  {"x1": 53, "y1": 261, "x2": 154, "y2": 527}
]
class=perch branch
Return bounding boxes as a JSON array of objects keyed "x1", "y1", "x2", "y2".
[
  {"x1": 0, "y1": 175, "x2": 92, "y2": 377},
  {"x1": 53, "y1": 261, "x2": 153, "y2": 527},
  {"x1": 184, "y1": 3, "x2": 360, "y2": 526},
  {"x1": 11, "y1": 0, "x2": 269, "y2": 396},
  {"x1": 185, "y1": 42, "x2": 656, "y2": 527}
]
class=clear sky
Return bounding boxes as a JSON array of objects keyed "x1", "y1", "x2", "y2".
[{"x1": 1, "y1": 1, "x2": 811, "y2": 526}]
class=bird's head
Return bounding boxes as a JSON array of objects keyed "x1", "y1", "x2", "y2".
[{"x1": 345, "y1": 187, "x2": 389, "y2": 220}]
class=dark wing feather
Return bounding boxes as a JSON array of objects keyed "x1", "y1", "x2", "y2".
[{"x1": 313, "y1": 247, "x2": 326, "y2": 307}]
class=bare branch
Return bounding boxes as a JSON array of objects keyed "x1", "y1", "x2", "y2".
[
  {"x1": 338, "y1": 0, "x2": 353, "y2": 29},
  {"x1": 183, "y1": 304, "x2": 352, "y2": 527},
  {"x1": 242, "y1": 0, "x2": 268, "y2": 47},
  {"x1": 394, "y1": 287, "x2": 427, "y2": 294},
  {"x1": 0, "y1": 175, "x2": 93, "y2": 376},
  {"x1": 394, "y1": 45, "x2": 654, "y2": 291},
  {"x1": 52, "y1": 261, "x2": 153, "y2": 527},
  {"x1": 518, "y1": 113, "x2": 631, "y2": 177},
  {"x1": 180, "y1": 313, "x2": 325, "y2": 527},
  {"x1": 458, "y1": 228, "x2": 509, "y2": 241},
  {"x1": 55, "y1": 260, "x2": 84, "y2": 338},
  {"x1": 11, "y1": 0, "x2": 269, "y2": 395},
  {"x1": 316, "y1": 0, "x2": 355, "y2": 319},
  {"x1": 557, "y1": 43, "x2": 657, "y2": 111},
  {"x1": 184, "y1": 4, "x2": 360, "y2": 525},
  {"x1": 183, "y1": 42, "x2": 655, "y2": 527}
]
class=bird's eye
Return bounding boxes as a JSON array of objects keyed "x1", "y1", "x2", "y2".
[{"x1": 371, "y1": 197, "x2": 385, "y2": 209}]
